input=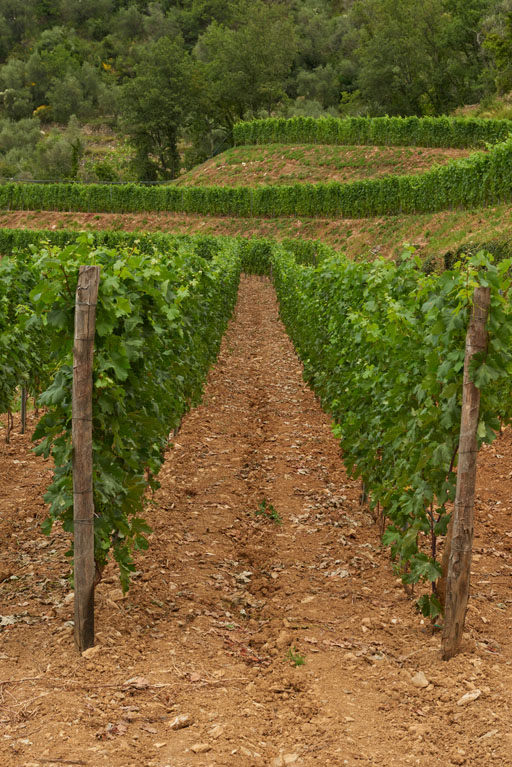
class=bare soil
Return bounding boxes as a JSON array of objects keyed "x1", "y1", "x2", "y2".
[
  {"x1": 1, "y1": 276, "x2": 512, "y2": 767},
  {"x1": 177, "y1": 145, "x2": 471, "y2": 188},
  {"x1": 1, "y1": 205, "x2": 510, "y2": 263}
]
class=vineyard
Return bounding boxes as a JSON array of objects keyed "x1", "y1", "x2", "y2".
[{"x1": 1, "y1": 116, "x2": 512, "y2": 766}]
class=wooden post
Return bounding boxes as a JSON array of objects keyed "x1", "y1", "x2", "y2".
[
  {"x1": 73, "y1": 265, "x2": 100, "y2": 653},
  {"x1": 441, "y1": 286, "x2": 490, "y2": 660}
]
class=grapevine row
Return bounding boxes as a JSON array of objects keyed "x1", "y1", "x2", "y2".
[
  {"x1": 1, "y1": 234, "x2": 240, "y2": 588},
  {"x1": 3, "y1": 136, "x2": 512, "y2": 218},
  {"x1": 270, "y1": 246, "x2": 512, "y2": 616},
  {"x1": 234, "y1": 115, "x2": 512, "y2": 149}
]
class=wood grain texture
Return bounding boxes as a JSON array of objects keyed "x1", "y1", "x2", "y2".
[
  {"x1": 441, "y1": 286, "x2": 490, "y2": 660},
  {"x1": 73, "y1": 265, "x2": 100, "y2": 653}
]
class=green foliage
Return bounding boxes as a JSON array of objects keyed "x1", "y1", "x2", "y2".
[
  {"x1": 194, "y1": 1, "x2": 297, "y2": 132},
  {"x1": 119, "y1": 36, "x2": 197, "y2": 180},
  {"x1": 233, "y1": 115, "x2": 512, "y2": 149},
  {"x1": 270, "y1": 245, "x2": 512, "y2": 604},
  {"x1": 255, "y1": 498, "x2": 282, "y2": 525},
  {"x1": 6, "y1": 133, "x2": 512, "y2": 218},
  {"x1": 0, "y1": 227, "x2": 333, "y2": 270},
  {"x1": 3, "y1": 233, "x2": 241, "y2": 590},
  {"x1": 349, "y1": 0, "x2": 490, "y2": 115},
  {"x1": 286, "y1": 647, "x2": 306, "y2": 666},
  {"x1": 0, "y1": 247, "x2": 52, "y2": 415}
]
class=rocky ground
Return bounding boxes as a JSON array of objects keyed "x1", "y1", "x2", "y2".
[{"x1": 1, "y1": 275, "x2": 511, "y2": 767}]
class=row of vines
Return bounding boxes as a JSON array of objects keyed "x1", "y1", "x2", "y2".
[
  {"x1": 269, "y1": 246, "x2": 512, "y2": 619},
  {"x1": 233, "y1": 114, "x2": 512, "y2": 149},
  {"x1": 0, "y1": 227, "x2": 331, "y2": 270},
  {"x1": 3, "y1": 137, "x2": 512, "y2": 217},
  {"x1": 2, "y1": 232, "x2": 511, "y2": 647},
  {"x1": 0, "y1": 234, "x2": 240, "y2": 588}
]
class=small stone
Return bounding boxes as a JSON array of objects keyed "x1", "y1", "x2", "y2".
[
  {"x1": 82, "y1": 645, "x2": 101, "y2": 659},
  {"x1": 208, "y1": 724, "x2": 224, "y2": 738},
  {"x1": 457, "y1": 689, "x2": 481, "y2": 706},
  {"x1": 410, "y1": 672, "x2": 429, "y2": 689},
  {"x1": 124, "y1": 676, "x2": 150, "y2": 689},
  {"x1": 283, "y1": 755, "x2": 300, "y2": 766},
  {"x1": 478, "y1": 729, "x2": 498, "y2": 740},
  {"x1": 169, "y1": 714, "x2": 194, "y2": 730},
  {"x1": 276, "y1": 630, "x2": 292, "y2": 649},
  {"x1": 190, "y1": 743, "x2": 211, "y2": 754}
]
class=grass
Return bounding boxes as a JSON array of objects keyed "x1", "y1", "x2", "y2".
[
  {"x1": 177, "y1": 143, "x2": 471, "y2": 188},
  {"x1": 255, "y1": 498, "x2": 282, "y2": 525},
  {"x1": 286, "y1": 647, "x2": 306, "y2": 667}
]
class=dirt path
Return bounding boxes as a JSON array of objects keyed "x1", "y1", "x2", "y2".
[{"x1": 1, "y1": 276, "x2": 512, "y2": 767}]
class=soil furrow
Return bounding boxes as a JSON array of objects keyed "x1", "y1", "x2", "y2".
[{"x1": 1, "y1": 275, "x2": 512, "y2": 766}]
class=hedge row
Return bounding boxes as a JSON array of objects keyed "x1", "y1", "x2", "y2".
[
  {"x1": 0, "y1": 227, "x2": 334, "y2": 268},
  {"x1": 233, "y1": 115, "x2": 512, "y2": 149},
  {"x1": 2, "y1": 136, "x2": 512, "y2": 218}
]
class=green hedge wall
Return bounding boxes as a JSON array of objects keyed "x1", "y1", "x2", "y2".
[
  {"x1": 233, "y1": 115, "x2": 512, "y2": 149},
  {"x1": 0, "y1": 227, "x2": 334, "y2": 270},
  {"x1": 1, "y1": 137, "x2": 512, "y2": 219}
]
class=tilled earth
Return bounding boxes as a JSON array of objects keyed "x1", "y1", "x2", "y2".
[{"x1": 1, "y1": 275, "x2": 512, "y2": 767}]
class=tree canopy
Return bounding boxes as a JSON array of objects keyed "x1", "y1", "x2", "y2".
[{"x1": 0, "y1": 0, "x2": 509, "y2": 180}]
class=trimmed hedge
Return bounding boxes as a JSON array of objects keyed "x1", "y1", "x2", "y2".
[
  {"x1": 0, "y1": 227, "x2": 334, "y2": 271},
  {"x1": 4, "y1": 134, "x2": 512, "y2": 221},
  {"x1": 2, "y1": 137, "x2": 512, "y2": 219},
  {"x1": 233, "y1": 115, "x2": 512, "y2": 149}
]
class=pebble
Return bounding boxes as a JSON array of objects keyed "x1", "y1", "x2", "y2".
[
  {"x1": 169, "y1": 714, "x2": 194, "y2": 730},
  {"x1": 478, "y1": 729, "x2": 498, "y2": 740},
  {"x1": 272, "y1": 753, "x2": 300, "y2": 766},
  {"x1": 410, "y1": 672, "x2": 429, "y2": 689},
  {"x1": 276, "y1": 630, "x2": 292, "y2": 649},
  {"x1": 190, "y1": 743, "x2": 211, "y2": 754},
  {"x1": 82, "y1": 645, "x2": 101, "y2": 659},
  {"x1": 456, "y1": 689, "x2": 481, "y2": 706}
]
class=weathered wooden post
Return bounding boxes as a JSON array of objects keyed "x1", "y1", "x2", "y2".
[
  {"x1": 73, "y1": 265, "x2": 100, "y2": 653},
  {"x1": 441, "y1": 286, "x2": 490, "y2": 660}
]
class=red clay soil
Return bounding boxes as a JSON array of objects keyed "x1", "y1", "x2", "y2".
[{"x1": 1, "y1": 276, "x2": 512, "y2": 767}]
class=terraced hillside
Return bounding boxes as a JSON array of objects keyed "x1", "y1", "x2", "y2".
[
  {"x1": 176, "y1": 143, "x2": 471, "y2": 187},
  {"x1": 2, "y1": 114, "x2": 512, "y2": 263},
  {"x1": 1, "y1": 198, "x2": 510, "y2": 266},
  {"x1": 2, "y1": 116, "x2": 512, "y2": 767}
]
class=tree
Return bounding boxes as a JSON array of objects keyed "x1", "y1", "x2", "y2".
[
  {"x1": 194, "y1": 1, "x2": 297, "y2": 131},
  {"x1": 482, "y1": 0, "x2": 512, "y2": 93},
  {"x1": 119, "y1": 35, "x2": 195, "y2": 180},
  {"x1": 348, "y1": 0, "x2": 491, "y2": 115}
]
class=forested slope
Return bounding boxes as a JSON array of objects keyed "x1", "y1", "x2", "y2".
[{"x1": 1, "y1": 0, "x2": 512, "y2": 182}]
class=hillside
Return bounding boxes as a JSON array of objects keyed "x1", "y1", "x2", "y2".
[
  {"x1": 2, "y1": 198, "x2": 510, "y2": 266},
  {"x1": 2, "y1": 114, "x2": 512, "y2": 767},
  {"x1": 176, "y1": 144, "x2": 471, "y2": 188}
]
